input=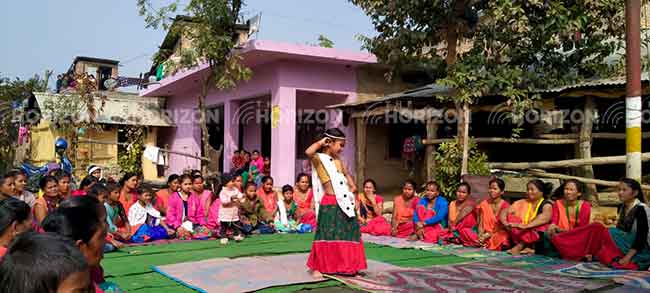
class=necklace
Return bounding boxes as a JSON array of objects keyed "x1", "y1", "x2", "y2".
[{"x1": 564, "y1": 200, "x2": 580, "y2": 229}]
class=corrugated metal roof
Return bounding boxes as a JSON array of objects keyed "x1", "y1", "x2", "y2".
[
  {"x1": 328, "y1": 83, "x2": 451, "y2": 109},
  {"x1": 34, "y1": 92, "x2": 174, "y2": 127},
  {"x1": 535, "y1": 73, "x2": 649, "y2": 93}
]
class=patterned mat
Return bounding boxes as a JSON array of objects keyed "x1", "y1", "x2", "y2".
[
  {"x1": 153, "y1": 253, "x2": 402, "y2": 293},
  {"x1": 334, "y1": 262, "x2": 611, "y2": 293},
  {"x1": 362, "y1": 234, "x2": 436, "y2": 249},
  {"x1": 553, "y1": 263, "x2": 650, "y2": 289}
]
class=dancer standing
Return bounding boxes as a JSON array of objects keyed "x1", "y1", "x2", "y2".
[{"x1": 306, "y1": 128, "x2": 367, "y2": 277}]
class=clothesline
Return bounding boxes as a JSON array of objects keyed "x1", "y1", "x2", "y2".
[{"x1": 78, "y1": 139, "x2": 211, "y2": 162}]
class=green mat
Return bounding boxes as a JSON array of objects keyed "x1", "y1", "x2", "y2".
[{"x1": 103, "y1": 234, "x2": 467, "y2": 292}]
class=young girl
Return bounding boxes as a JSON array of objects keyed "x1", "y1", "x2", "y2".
[
  {"x1": 71, "y1": 176, "x2": 98, "y2": 197},
  {"x1": 502, "y1": 179, "x2": 553, "y2": 255},
  {"x1": 155, "y1": 174, "x2": 180, "y2": 216},
  {"x1": 294, "y1": 173, "x2": 317, "y2": 228},
  {"x1": 33, "y1": 176, "x2": 60, "y2": 226},
  {"x1": 105, "y1": 183, "x2": 132, "y2": 242},
  {"x1": 442, "y1": 183, "x2": 478, "y2": 245},
  {"x1": 411, "y1": 181, "x2": 448, "y2": 243},
  {"x1": 0, "y1": 174, "x2": 15, "y2": 200},
  {"x1": 306, "y1": 128, "x2": 366, "y2": 277},
  {"x1": 257, "y1": 176, "x2": 278, "y2": 216},
  {"x1": 166, "y1": 174, "x2": 210, "y2": 240},
  {"x1": 240, "y1": 182, "x2": 274, "y2": 235},
  {"x1": 218, "y1": 173, "x2": 245, "y2": 244},
  {"x1": 475, "y1": 178, "x2": 510, "y2": 250},
  {"x1": 0, "y1": 232, "x2": 93, "y2": 293},
  {"x1": 234, "y1": 175, "x2": 244, "y2": 192},
  {"x1": 357, "y1": 179, "x2": 391, "y2": 236},
  {"x1": 391, "y1": 180, "x2": 418, "y2": 238},
  {"x1": 192, "y1": 175, "x2": 214, "y2": 223},
  {"x1": 0, "y1": 198, "x2": 32, "y2": 257},
  {"x1": 551, "y1": 178, "x2": 649, "y2": 270},
  {"x1": 128, "y1": 187, "x2": 174, "y2": 243},
  {"x1": 8, "y1": 170, "x2": 36, "y2": 207},
  {"x1": 119, "y1": 173, "x2": 140, "y2": 213},
  {"x1": 57, "y1": 172, "x2": 72, "y2": 200},
  {"x1": 275, "y1": 185, "x2": 300, "y2": 233}
]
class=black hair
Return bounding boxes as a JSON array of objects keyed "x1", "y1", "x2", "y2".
[
  {"x1": 489, "y1": 178, "x2": 506, "y2": 191},
  {"x1": 167, "y1": 174, "x2": 180, "y2": 185},
  {"x1": 105, "y1": 182, "x2": 120, "y2": 194},
  {"x1": 79, "y1": 176, "x2": 98, "y2": 190},
  {"x1": 192, "y1": 175, "x2": 204, "y2": 182},
  {"x1": 243, "y1": 150, "x2": 251, "y2": 156},
  {"x1": 42, "y1": 197, "x2": 103, "y2": 244},
  {"x1": 296, "y1": 173, "x2": 311, "y2": 184},
  {"x1": 0, "y1": 232, "x2": 89, "y2": 293},
  {"x1": 0, "y1": 173, "x2": 13, "y2": 188},
  {"x1": 179, "y1": 174, "x2": 193, "y2": 184},
  {"x1": 244, "y1": 181, "x2": 257, "y2": 190},
  {"x1": 119, "y1": 172, "x2": 139, "y2": 187},
  {"x1": 528, "y1": 179, "x2": 554, "y2": 198},
  {"x1": 39, "y1": 175, "x2": 58, "y2": 190},
  {"x1": 323, "y1": 128, "x2": 346, "y2": 139},
  {"x1": 282, "y1": 184, "x2": 294, "y2": 194},
  {"x1": 190, "y1": 169, "x2": 202, "y2": 178},
  {"x1": 261, "y1": 176, "x2": 274, "y2": 185},
  {"x1": 0, "y1": 198, "x2": 31, "y2": 235},
  {"x1": 363, "y1": 179, "x2": 378, "y2": 191},
  {"x1": 620, "y1": 178, "x2": 644, "y2": 203},
  {"x1": 88, "y1": 184, "x2": 108, "y2": 199},
  {"x1": 233, "y1": 150, "x2": 240, "y2": 154},
  {"x1": 138, "y1": 186, "x2": 154, "y2": 197},
  {"x1": 403, "y1": 179, "x2": 417, "y2": 190},
  {"x1": 425, "y1": 181, "x2": 439, "y2": 190},
  {"x1": 56, "y1": 172, "x2": 71, "y2": 181},
  {"x1": 553, "y1": 179, "x2": 586, "y2": 200},
  {"x1": 220, "y1": 172, "x2": 235, "y2": 184},
  {"x1": 252, "y1": 150, "x2": 260, "y2": 155},
  {"x1": 458, "y1": 182, "x2": 472, "y2": 194},
  {"x1": 6, "y1": 169, "x2": 25, "y2": 178}
]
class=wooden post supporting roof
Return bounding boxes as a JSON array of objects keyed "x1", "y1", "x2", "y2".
[
  {"x1": 426, "y1": 118, "x2": 439, "y2": 181},
  {"x1": 355, "y1": 118, "x2": 367, "y2": 191},
  {"x1": 576, "y1": 96, "x2": 597, "y2": 202}
]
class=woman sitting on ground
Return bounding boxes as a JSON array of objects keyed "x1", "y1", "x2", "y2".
[
  {"x1": 552, "y1": 178, "x2": 650, "y2": 270},
  {"x1": 167, "y1": 174, "x2": 211, "y2": 240},
  {"x1": 33, "y1": 176, "x2": 60, "y2": 226},
  {"x1": 411, "y1": 181, "x2": 448, "y2": 243},
  {"x1": 57, "y1": 172, "x2": 72, "y2": 200},
  {"x1": 391, "y1": 180, "x2": 419, "y2": 238},
  {"x1": 155, "y1": 174, "x2": 180, "y2": 216},
  {"x1": 118, "y1": 173, "x2": 140, "y2": 213},
  {"x1": 358, "y1": 179, "x2": 391, "y2": 236},
  {"x1": 502, "y1": 179, "x2": 553, "y2": 255},
  {"x1": 257, "y1": 176, "x2": 278, "y2": 217},
  {"x1": 8, "y1": 170, "x2": 36, "y2": 208},
  {"x1": 545, "y1": 179, "x2": 592, "y2": 255},
  {"x1": 475, "y1": 178, "x2": 511, "y2": 250},
  {"x1": 71, "y1": 176, "x2": 98, "y2": 197},
  {"x1": 0, "y1": 198, "x2": 32, "y2": 258},
  {"x1": 192, "y1": 175, "x2": 214, "y2": 224},
  {"x1": 294, "y1": 173, "x2": 317, "y2": 228},
  {"x1": 442, "y1": 182, "x2": 478, "y2": 245}
]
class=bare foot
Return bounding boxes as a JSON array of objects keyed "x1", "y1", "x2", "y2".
[
  {"x1": 520, "y1": 247, "x2": 535, "y2": 255},
  {"x1": 310, "y1": 270, "x2": 323, "y2": 279},
  {"x1": 585, "y1": 254, "x2": 593, "y2": 262},
  {"x1": 407, "y1": 234, "x2": 419, "y2": 242},
  {"x1": 507, "y1": 243, "x2": 524, "y2": 255}
]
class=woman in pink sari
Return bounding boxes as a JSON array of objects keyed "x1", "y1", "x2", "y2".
[
  {"x1": 294, "y1": 173, "x2": 317, "y2": 227},
  {"x1": 443, "y1": 183, "x2": 478, "y2": 245},
  {"x1": 357, "y1": 179, "x2": 391, "y2": 236}
]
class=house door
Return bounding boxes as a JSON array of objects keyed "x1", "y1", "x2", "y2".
[{"x1": 207, "y1": 105, "x2": 224, "y2": 172}]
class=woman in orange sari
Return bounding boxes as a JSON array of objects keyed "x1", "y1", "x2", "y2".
[
  {"x1": 391, "y1": 180, "x2": 418, "y2": 238},
  {"x1": 357, "y1": 179, "x2": 391, "y2": 236},
  {"x1": 548, "y1": 179, "x2": 592, "y2": 237},
  {"x1": 443, "y1": 183, "x2": 477, "y2": 245},
  {"x1": 475, "y1": 178, "x2": 510, "y2": 250},
  {"x1": 502, "y1": 179, "x2": 553, "y2": 255},
  {"x1": 294, "y1": 173, "x2": 317, "y2": 227}
]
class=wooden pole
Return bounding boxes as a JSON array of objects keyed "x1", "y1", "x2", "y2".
[
  {"x1": 625, "y1": 0, "x2": 643, "y2": 182},
  {"x1": 78, "y1": 138, "x2": 211, "y2": 162},
  {"x1": 460, "y1": 102, "x2": 470, "y2": 176},
  {"x1": 539, "y1": 132, "x2": 650, "y2": 140},
  {"x1": 423, "y1": 137, "x2": 577, "y2": 145},
  {"x1": 355, "y1": 118, "x2": 367, "y2": 191},
  {"x1": 489, "y1": 152, "x2": 650, "y2": 170},
  {"x1": 527, "y1": 170, "x2": 650, "y2": 191},
  {"x1": 576, "y1": 96, "x2": 597, "y2": 200},
  {"x1": 426, "y1": 118, "x2": 439, "y2": 181}
]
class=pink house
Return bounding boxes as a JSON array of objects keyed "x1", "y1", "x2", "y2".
[{"x1": 141, "y1": 40, "x2": 377, "y2": 185}]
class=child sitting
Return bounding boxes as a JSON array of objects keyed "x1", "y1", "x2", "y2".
[
  {"x1": 240, "y1": 182, "x2": 274, "y2": 235},
  {"x1": 88, "y1": 184, "x2": 125, "y2": 251},
  {"x1": 166, "y1": 174, "x2": 211, "y2": 240},
  {"x1": 218, "y1": 173, "x2": 245, "y2": 244},
  {"x1": 274, "y1": 185, "x2": 300, "y2": 233},
  {"x1": 128, "y1": 187, "x2": 175, "y2": 243},
  {"x1": 104, "y1": 183, "x2": 132, "y2": 242}
]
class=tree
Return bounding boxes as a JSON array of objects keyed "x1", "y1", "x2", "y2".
[
  {"x1": 351, "y1": 0, "x2": 625, "y2": 175},
  {"x1": 138, "y1": 0, "x2": 252, "y2": 172},
  {"x1": 317, "y1": 34, "x2": 335, "y2": 48},
  {"x1": 0, "y1": 72, "x2": 51, "y2": 173}
]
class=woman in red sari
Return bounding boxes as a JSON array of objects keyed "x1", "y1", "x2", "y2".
[
  {"x1": 294, "y1": 173, "x2": 317, "y2": 228},
  {"x1": 357, "y1": 179, "x2": 391, "y2": 236},
  {"x1": 443, "y1": 183, "x2": 478, "y2": 245},
  {"x1": 118, "y1": 173, "x2": 140, "y2": 214},
  {"x1": 391, "y1": 180, "x2": 418, "y2": 238},
  {"x1": 502, "y1": 179, "x2": 553, "y2": 255},
  {"x1": 547, "y1": 179, "x2": 592, "y2": 238},
  {"x1": 476, "y1": 178, "x2": 510, "y2": 250}
]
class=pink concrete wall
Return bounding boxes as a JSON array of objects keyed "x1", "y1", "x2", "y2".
[{"x1": 163, "y1": 89, "x2": 202, "y2": 175}]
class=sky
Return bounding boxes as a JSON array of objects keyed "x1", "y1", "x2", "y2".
[{"x1": 0, "y1": 0, "x2": 376, "y2": 83}]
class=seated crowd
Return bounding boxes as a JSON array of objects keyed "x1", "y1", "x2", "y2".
[{"x1": 0, "y1": 160, "x2": 649, "y2": 291}]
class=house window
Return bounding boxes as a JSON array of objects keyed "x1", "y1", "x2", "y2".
[{"x1": 296, "y1": 116, "x2": 326, "y2": 160}]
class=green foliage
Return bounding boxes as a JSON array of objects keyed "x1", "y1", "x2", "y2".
[
  {"x1": 433, "y1": 138, "x2": 490, "y2": 200},
  {"x1": 351, "y1": 0, "x2": 626, "y2": 132},
  {"x1": 118, "y1": 127, "x2": 145, "y2": 175},
  {"x1": 317, "y1": 35, "x2": 335, "y2": 48},
  {"x1": 0, "y1": 72, "x2": 51, "y2": 173}
]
